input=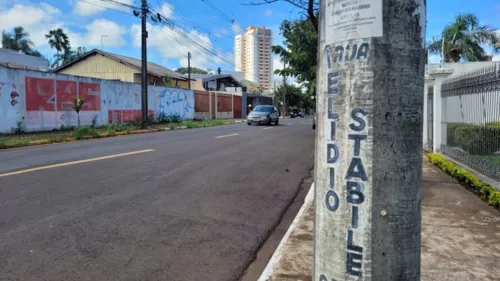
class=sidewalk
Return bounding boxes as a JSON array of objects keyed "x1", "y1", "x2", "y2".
[{"x1": 260, "y1": 156, "x2": 500, "y2": 281}]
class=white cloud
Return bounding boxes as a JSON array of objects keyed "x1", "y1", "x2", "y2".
[
  {"x1": 159, "y1": 3, "x2": 173, "y2": 19},
  {"x1": 0, "y1": 2, "x2": 126, "y2": 55},
  {"x1": 0, "y1": 3, "x2": 64, "y2": 49},
  {"x1": 79, "y1": 19, "x2": 127, "y2": 47},
  {"x1": 265, "y1": 9, "x2": 272, "y2": 16},
  {"x1": 131, "y1": 23, "x2": 220, "y2": 69},
  {"x1": 40, "y1": 3, "x2": 61, "y2": 15},
  {"x1": 214, "y1": 28, "x2": 229, "y2": 38},
  {"x1": 73, "y1": 0, "x2": 134, "y2": 16},
  {"x1": 232, "y1": 23, "x2": 243, "y2": 34}
]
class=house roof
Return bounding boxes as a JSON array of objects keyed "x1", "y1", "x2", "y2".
[
  {"x1": 53, "y1": 49, "x2": 188, "y2": 81},
  {"x1": 191, "y1": 73, "x2": 245, "y2": 88}
]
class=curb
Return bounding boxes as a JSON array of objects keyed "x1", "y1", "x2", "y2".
[
  {"x1": 0, "y1": 120, "x2": 240, "y2": 151},
  {"x1": 257, "y1": 182, "x2": 314, "y2": 281}
]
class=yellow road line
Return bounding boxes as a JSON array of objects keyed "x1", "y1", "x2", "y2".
[
  {"x1": 0, "y1": 149, "x2": 154, "y2": 178},
  {"x1": 263, "y1": 127, "x2": 274, "y2": 130},
  {"x1": 215, "y1": 133, "x2": 239, "y2": 139}
]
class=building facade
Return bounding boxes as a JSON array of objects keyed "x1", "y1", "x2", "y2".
[
  {"x1": 234, "y1": 26, "x2": 273, "y2": 90},
  {"x1": 53, "y1": 49, "x2": 190, "y2": 89}
]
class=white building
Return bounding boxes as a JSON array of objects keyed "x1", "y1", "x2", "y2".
[
  {"x1": 234, "y1": 26, "x2": 273, "y2": 90},
  {"x1": 0, "y1": 48, "x2": 49, "y2": 71}
]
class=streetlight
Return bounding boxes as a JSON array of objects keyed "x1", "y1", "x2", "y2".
[
  {"x1": 101, "y1": 35, "x2": 108, "y2": 50},
  {"x1": 310, "y1": 95, "x2": 316, "y2": 113}
]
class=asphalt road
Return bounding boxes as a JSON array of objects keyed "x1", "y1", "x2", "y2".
[{"x1": 0, "y1": 118, "x2": 314, "y2": 281}]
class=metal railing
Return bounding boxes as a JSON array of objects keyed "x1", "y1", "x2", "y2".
[{"x1": 441, "y1": 63, "x2": 500, "y2": 181}]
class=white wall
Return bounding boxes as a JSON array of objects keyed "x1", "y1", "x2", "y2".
[
  {"x1": 0, "y1": 48, "x2": 49, "y2": 71},
  {"x1": 0, "y1": 67, "x2": 195, "y2": 133}
]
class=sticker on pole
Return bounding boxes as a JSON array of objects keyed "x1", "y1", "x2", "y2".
[{"x1": 325, "y1": 0, "x2": 383, "y2": 44}]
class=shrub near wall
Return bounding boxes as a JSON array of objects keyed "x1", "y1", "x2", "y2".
[
  {"x1": 447, "y1": 123, "x2": 500, "y2": 155},
  {"x1": 428, "y1": 153, "x2": 500, "y2": 209}
]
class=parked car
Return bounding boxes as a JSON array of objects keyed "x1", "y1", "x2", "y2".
[
  {"x1": 312, "y1": 113, "x2": 316, "y2": 130},
  {"x1": 290, "y1": 108, "x2": 304, "y2": 118},
  {"x1": 247, "y1": 105, "x2": 279, "y2": 125}
]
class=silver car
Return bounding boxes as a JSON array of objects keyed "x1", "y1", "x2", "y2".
[{"x1": 247, "y1": 105, "x2": 279, "y2": 125}]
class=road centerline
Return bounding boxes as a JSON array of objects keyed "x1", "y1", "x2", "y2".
[
  {"x1": 0, "y1": 149, "x2": 154, "y2": 178},
  {"x1": 215, "y1": 133, "x2": 239, "y2": 139},
  {"x1": 263, "y1": 127, "x2": 274, "y2": 130}
]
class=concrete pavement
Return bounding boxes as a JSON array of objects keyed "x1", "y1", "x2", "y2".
[
  {"x1": 261, "y1": 156, "x2": 500, "y2": 281},
  {"x1": 0, "y1": 118, "x2": 315, "y2": 281}
]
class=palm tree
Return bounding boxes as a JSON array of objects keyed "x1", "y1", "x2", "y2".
[
  {"x1": 45, "y1": 28, "x2": 70, "y2": 53},
  {"x1": 1, "y1": 26, "x2": 41, "y2": 56},
  {"x1": 75, "y1": 46, "x2": 87, "y2": 57},
  {"x1": 428, "y1": 13, "x2": 499, "y2": 62}
]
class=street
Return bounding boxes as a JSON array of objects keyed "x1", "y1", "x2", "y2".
[{"x1": 0, "y1": 118, "x2": 314, "y2": 281}]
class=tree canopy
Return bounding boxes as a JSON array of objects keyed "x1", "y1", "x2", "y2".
[
  {"x1": 427, "y1": 13, "x2": 499, "y2": 62},
  {"x1": 273, "y1": 18, "x2": 317, "y2": 97},
  {"x1": 175, "y1": 67, "x2": 208, "y2": 75},
  {"x1": 1, "y1": 26, "x2": 41, "y2": 57}
]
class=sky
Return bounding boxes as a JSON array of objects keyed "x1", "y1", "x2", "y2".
[{"x1": 1, "y1": 0, "x2": 499, "y2": 73}]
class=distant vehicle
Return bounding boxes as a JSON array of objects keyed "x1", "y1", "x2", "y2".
[
  {"x1": 290, "y1": 108, "x2": 304, "y2": 118},
  {"x1": 247, "y1": 105, "x2": 279, "y2": 125},
  {"x1": 312, "y1": 113, "x2": 316, "y2": 130}
]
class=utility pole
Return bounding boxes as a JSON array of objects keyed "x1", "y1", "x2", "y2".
[
  {"x1": 314, "y1": 1, "x2": 426, "y2": 281},
  {"x1": 188, "y1": 52, "x2": 191, "y2": 90},
  {"x1": 283, "y1": 61, "x2": 287, "y2": 114},
  {"x1": 101, "y1": 35, "x2": 107, "y2": 51},
  {"x1": 140, "y1": 0, "x2": 149, "y2": 126}
]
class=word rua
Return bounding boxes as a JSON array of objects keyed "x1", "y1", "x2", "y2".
[{"x1": 324, "y1": 42, "x2": 370, "y2": 67}]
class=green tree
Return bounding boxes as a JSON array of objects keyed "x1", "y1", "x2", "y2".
[
  {"x1": 176, "y1": 67, "x2": 207, "y2": 75},
  {"x1": 427, "y1": 13, "x2": 499, "y2": 62},
  {"x1": 273, "y1": 18, "x2": 318, "y2": 98},
  {"x1": 1, "y1": 26, "x2": 41, "y2": 56},
  {"x1": 45, "y1": 28, "x2": 70, "y2": 53},
  {"x1": 163, "y1": 73, "x2": 174, "y2": 87},
  {"x1": 273, "y1": 83, "x2": 304, "y2": 108},
  {"x1": 75, "y1": 46, "x2": 87, "y2": 57}
]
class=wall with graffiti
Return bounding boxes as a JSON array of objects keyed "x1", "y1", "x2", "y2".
[
  {"x1": 150, "y1": 86, "x2": 194, "y2": 120},
  {"x1": 0, "y1": 67, "x2": 239, "y2": 133}
]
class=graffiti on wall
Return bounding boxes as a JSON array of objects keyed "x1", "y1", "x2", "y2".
[
  {"x1": 25, "y1": 77, "x2": 101, "y2": 128},
  {"x1": 0, "y1": 81, "x2": 22, "y2": 132},
  {"x1": 0, "y1": 82, "x2": 19, "y2": 106},
  {"x1": 158, "y1": 88, "x2": 194, "y2": 119}
]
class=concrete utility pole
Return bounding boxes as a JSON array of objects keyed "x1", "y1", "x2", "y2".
[
  {"x1": 140, "y1": 0, "x2": 149, "y2": 125},
  {"x1": 314, "y1": 0, "x2": 426, "y2": 280},
  {"x1": 188, "y1": 52, "x2": 192, "y2": 89},
  {"x1": 282, "y1": 61, "x2": 287, "y2": 116}
]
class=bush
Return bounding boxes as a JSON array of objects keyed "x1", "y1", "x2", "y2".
[
  {"x1": 447, "y1": 123, "x2": 500, "y2": 155},
  {"x1": 170, "y1": 114, "x2": 183, "y2": 123},
  {"x1": 428, "y1": 153, "x2": 500, "y2": 210},
  {"x1": 72, "y1": 126, "x2": 100, "y2": 140},
  {"x1": 184, "y1": 121, "x2": 203, "y2": 128},
  {"x1": 157, "y1": 112, "x2": 171, "y2": 124}
]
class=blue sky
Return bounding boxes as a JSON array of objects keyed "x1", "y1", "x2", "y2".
[{"x1": 1, "y1": 0, "x2": 499, "y2": 71}]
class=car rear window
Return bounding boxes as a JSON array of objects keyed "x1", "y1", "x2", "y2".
[{"x1": 254, "y1": 106, "x2": 272, "y2": 112}]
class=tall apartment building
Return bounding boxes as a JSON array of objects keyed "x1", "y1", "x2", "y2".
[{"x1": 234, "y1": 26, "x2": 273, "y2": 90}]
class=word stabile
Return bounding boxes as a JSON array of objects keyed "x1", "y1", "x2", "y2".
[{"x1": 344, "y1": 107, "x2": 368, "y2": 278}]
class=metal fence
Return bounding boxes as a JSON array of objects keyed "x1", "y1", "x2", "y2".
[{"x1": 441, "y1": 64, "x2": 500, "y2": 181}]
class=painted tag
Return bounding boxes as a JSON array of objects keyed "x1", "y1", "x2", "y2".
[{"x1": 325, "y1": 0, "x2": 383, "y2": 44}]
